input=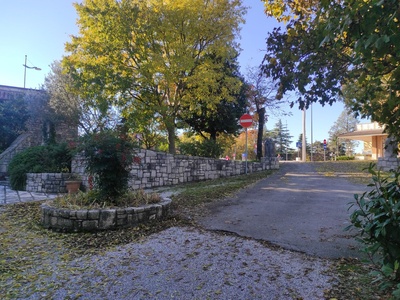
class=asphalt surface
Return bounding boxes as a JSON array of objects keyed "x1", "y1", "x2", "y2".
[{"x1": 197, "y1": 162, "x2": 366, "y2": 259}]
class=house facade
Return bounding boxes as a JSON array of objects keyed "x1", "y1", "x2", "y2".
[
  {"x1": 0, "y1": 85, "x2": 78, "y2": 175},
  {"x1": 338, "y1": 122, "x2": 399, "y2": 171}
]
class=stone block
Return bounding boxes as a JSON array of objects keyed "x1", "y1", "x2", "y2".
[
  {"x1": 58, "y1": 218, "x2": 74, "y2": 229},
  {"x1": 98, "y1": 209, "x2": 116, "y2": 229},
  {"x1": 87, "y1": 210, "x2": 99, "y2": 220},
  {"x1": 81, "y1": 220, "x2": 98, "y2": 231}
]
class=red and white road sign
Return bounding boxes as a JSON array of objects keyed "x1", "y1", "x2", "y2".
[{"x1": 239, "y1": 113, "x2": 253, "y2": 128}]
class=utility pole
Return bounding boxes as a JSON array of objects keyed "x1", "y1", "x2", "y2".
[
  {"x1": 23, "y1": 55, "x2": 41, "y2": 88},
  {"x1": 302, "y1": 108, "x2": 306, "y2": 162}
]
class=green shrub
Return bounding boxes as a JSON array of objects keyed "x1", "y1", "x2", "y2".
[
  {"x1": 78, "y1": 130, "x2": 136, "y2": 202},
  {"x1": 347, "y1": 163, "x2": 400, "y2": 296},
  {"x1": 179, "y1": 139, "x2": 223, "y2": 158},
  {"x1": 336, "y1": 156, "x2": 355, "y2": 161},
  {"x1": 8, "y1": 143, "x2": 72, "y2": 190}
]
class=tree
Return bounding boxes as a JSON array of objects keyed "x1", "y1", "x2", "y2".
[
  {"x1": 261, "y1": 0, "x2": 400, "y2": 142},
  {"x1": 269, "y1": 119, "x2": 293, "y2": 156},
  {"x1": 45, "y1": 61, "x2": 120, "y2": 134},
  {"x1": 181, "y1": 52, "x2": 247, "y2": 141},
  {"x1": 328, "y1": 109, "x2": 359, "y2": 156},
  {"x1": 64, "y1": 0, "x2": 246, "y2": 154},
  {"x1": 245, "y1": 66, "x2": 281, "y2": 160}
]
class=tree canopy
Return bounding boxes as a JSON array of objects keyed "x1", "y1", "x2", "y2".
[
  {"x1": 261, "y1": 0, "x2": 400, "y2": 141},
  {"x1": 328, "y1": 108, "x2": 359, "y2": 156},
  {"x1": 181, "y1": 52, "x2": 247, "y2": 141},
  {"x1": 64, "y1": 0, "x2": 246, "y2": 153}
]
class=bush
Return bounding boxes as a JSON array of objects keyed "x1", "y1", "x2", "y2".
[
  {"x1": 347, "y1": 163, "x2": 400, "y2": 296},
  {"x1": 8, "y1": 143, "x2": 72, "y2": 190},
  {"x1": 179, "y1": 139, "x2": 223, "y2": 158},
  {"x1": 78, "y1": 130, "x2": 136, "y2": 202},
  {"x1": 336, "y1": 156, "x2": 355, "y2": 161}
]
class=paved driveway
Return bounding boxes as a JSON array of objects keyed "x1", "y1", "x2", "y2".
[{"x1": 197, "y1": 162, "x2": 366, "y2": 259}]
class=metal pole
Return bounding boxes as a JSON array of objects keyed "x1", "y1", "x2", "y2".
[
  {"x1": 245, "y1": 127, "x2": 248, "y2": 174},
  {"x1": 310, "y1": 103, "x2": 313, "y2": 162},
  {"x1": 285, "y1": 120, "x2": 288, "y2": 161},
  {"x1": 24, "y1": 55, "x2": 27, "y2": 88},
  {"x1": 302, "y1": 108, "x2": 306, "y2": 162}
]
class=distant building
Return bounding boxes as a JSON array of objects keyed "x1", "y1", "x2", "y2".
[
  {"x1": 338, "y1": 122, "x2": 387, "y2": 159},
  {"x1": 338, "y1": 122, "x2": 399, "y2": 171},
  {"x1": 0, "y1": 85, "x2": 78, "y2": 175}
]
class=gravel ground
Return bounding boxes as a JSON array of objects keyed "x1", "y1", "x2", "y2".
[{"x1": 23, "y1": 226, "x2": 336, "y2": 300}]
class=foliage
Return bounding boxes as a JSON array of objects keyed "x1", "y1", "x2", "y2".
[
  {"x1": 245, "y1": 66, "x2": 285, "y2": 160},
  {"x1": 180, "y1": 51, "x2": 246, "y2": 141},
  {"x1": 45, "y1": 61, "x2": 80, "y2": 129},
  {"x1": 78, "y1": 130, "x2": 135, "y2": 202},
  {"x1": 267, "y1": 119, "x2": 293, "y2": 156},
  {"x1": 179, "y1": 138, "x2": 224, "y2": 159},
  {"x1": 233, "y1": 129, "x2": 258, "y2": 161},
  {"x1": 336, "y1": 156, "x2": 355, "y2": 161},
  {"x1": 0, "y1": 97, "x2": 29, "y2": 152},
  {"x1": 328, "y1": 108, "x2": 359, "y2": 156},
  {"x1": 51, "y1": 189, "x2": 160, "y2": 209},
  {"x1": 8, "y1": 143, "x2": 72, "y2": 190},
  {"x1": 63, "y1": 0, "x2": 246, "y2": 154},
  {"x1": 261, "y1": 0, "x2": 400, "y2": 142},
  {"x1": 347, "y1": 164, "x2": 400, "y2": 295}
]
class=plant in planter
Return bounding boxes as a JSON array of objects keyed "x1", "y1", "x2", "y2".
[
  {"x1": 77, "y1": 129, "x2": 136, "y2": 205},
  {"x1": 41, "y1": 130, "x2": 171, "y2": 232},
  {"x1": 61, "y1": 167, "x2": 82, "y2": 194}
]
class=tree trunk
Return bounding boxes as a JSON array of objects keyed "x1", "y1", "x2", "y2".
[
  {"x1": 257, "y1": 107, "x2": 265, "y2": 160},
  {"x1": 210, "y1": 131, "x2": 217, "y2": 141},
  {"x1": 166, "y1": 124, "x2": 176, "y2": 154}
]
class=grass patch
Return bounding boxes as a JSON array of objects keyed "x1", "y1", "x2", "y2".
[
  {"x1": 314, "y1": 160, "x2": 376, "y2": 184},
  {"x1": 171, "y1": 170, "x2": 274, "y2": 208}
]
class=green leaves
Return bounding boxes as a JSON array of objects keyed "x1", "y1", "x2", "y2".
[
  {"x1": 261, "y1": 0, "x2": 400, "y2": 142},
  {"x1": 78, "y1": 129, "x2": 135, "y2": 202},
  {"x1": 347, "y1": 163, "x2": 400, "y2": 295},
  {"x1": 64, "y1": 0, "x2": 246, "y2": 154}
]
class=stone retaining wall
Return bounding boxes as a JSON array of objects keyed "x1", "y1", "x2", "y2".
[
  {"x1": 72, "y1": 149, "x2": 279, "y2": 190},
  {"x1": 377, "y1": 157, "x2": 400, "y2": 172},
  {"x1": 26, "y1": 173, "x2": 72, "y2": 193},
  {"x1": 26, "y1": 150, "x2": 278, "y2": 193},
  {"x1": 41, "y1": 198, "x2": 171, "y2": 232}
]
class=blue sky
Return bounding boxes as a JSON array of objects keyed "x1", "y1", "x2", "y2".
[{"x1": 0, "y1": 0, "x2": 354, "y2": 151}]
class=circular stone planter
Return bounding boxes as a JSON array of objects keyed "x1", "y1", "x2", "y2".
[{"x1": 41, "y1": 198, "x2": 171, "y2": 232}]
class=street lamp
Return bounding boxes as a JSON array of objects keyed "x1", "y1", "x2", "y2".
[{"x1": 23, "y1": 55, "x2": 41, "y2": 88}]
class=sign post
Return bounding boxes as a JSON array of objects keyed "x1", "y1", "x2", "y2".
[
  {"x1": 323, "y1": 139, "x2": 327, "y2": 161},
  {"x1": 239, "y1": 114, "x2": 253, "y2": 174},
  {"x1": 296, "y1": 141, "x2": 302, "y2": 161}
]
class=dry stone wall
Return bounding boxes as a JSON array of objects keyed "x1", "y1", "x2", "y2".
[
  {"x1": 26, "y1": 173, "x2": 72, "y2": 193},
  {"x1": 72, "y1": 149, "x2": 279, "y2": 190},
  {"x1": 41, "y1": 199, "x2": 171, "y2": 232},
  {"x1": 26, "y1": 150, "x2": 279, "y2": 193}
]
